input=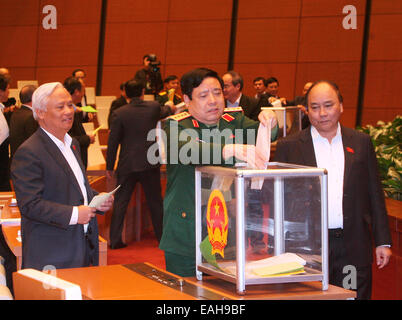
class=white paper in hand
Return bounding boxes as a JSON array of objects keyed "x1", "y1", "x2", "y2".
[
  {"x1": 251, "y1": 118, "x2": 272, "y2": 190},
  {"x1": 89, "y1": 185, "x2": 120, "y2": 208}
]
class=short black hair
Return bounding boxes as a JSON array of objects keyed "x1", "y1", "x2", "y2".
[
  {"x1": 253, "y1": 76, "x2": 266, "y2": 84},
  {"x1": 19, "y1": 85, "x2": 36, "y2": 104},
  {"x1": 164, "y1": 75, "x2": 178, "y2": 84},
  {"x1": 0, "y1": 74, "x2": 10, "y2": 91},
  {"x1": 180, "y1": 68, "x2": 223, "y2": 100},
  {"x1": 305, "y1": 80, "x2": 344, "y2": 104},
  {"x1": 63, "y1": 76, "x2": 82, "y2": 95},
  {"x1": 266, "y1": 77, "x2": 279, "y2": 86},
  {"x1": 119, "y1": 82, "x2": 126, "y2": 91},
  {"x1": 124, "y1": 79, "x2": 144, "y2": 98},
  {"x1": 72, "y1": 68, "x2": 85, "y2": 77}
]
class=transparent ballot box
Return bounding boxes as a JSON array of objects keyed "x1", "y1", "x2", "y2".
[
  {"x1": 262, "y1": 106, "x2": 302, "y2": 138},
  {"x1": 195, "y1": 163, "x2": 328, "y2": 295}
]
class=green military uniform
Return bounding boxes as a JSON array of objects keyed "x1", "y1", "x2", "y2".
[
  {"x1": 159, "y1": 107, "x2": 278, "y2": 276},
  {"x1": 156, "y1": 90, "x2": 183, "y2": 106}
]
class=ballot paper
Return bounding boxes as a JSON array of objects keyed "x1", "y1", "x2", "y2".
[
  {"x1": 81, "y1": 105, "x2": 98, "y2": 113},
  {"x1": 252, "y1": 261, "x2": 304, "y2": 277},
  {"x1": 271, "y1": 99, "x2": 282, "y2": 108},
  {"x1": 89, "y1": 185, "x2": 120, "y2": 208},
  {"x1": 211, "y1": 176, "x2": 233, "y2": 192},
  {"x1": 251, "y1": 118, "x2": 272, "y2": 190},
  {"x1": 221, "y1": 252, "x2": 306, "y2": 278}
]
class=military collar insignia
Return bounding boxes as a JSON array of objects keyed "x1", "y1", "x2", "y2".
[
  {"x1": 221, "y1": 113, "x2": 235, "y2": 122},
  {"x1": 224, "y1": 106, "x2": 243, "y2": 113},
  {"x1": 167, "y1": 111, "x2": 191, "y2": 121},
  {"x1": 192, "y1": 119, "x2": 200, "y2": 128}
]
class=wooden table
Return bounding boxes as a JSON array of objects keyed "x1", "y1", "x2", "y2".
[{"x1": 53, "y1": 262, "x2": 355, "y2": 300}]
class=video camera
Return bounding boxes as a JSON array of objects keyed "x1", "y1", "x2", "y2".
[{"x1": 146, "y1": 54, "x2": 161, "y2": 73}]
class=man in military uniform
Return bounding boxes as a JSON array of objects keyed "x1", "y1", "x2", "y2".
[
  {"x1": 159, "y1": 68, "x2": 278, "y2": 277},
  {"x1": 156, "y1": 75, "x2": 183, "y2": 108}
]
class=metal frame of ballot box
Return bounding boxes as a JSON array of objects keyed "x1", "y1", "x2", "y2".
[
  {"x1": 262, "y1": 106, "x2": 301, "y2": 137},
  {"x1": 195, "y1": 163, "x2": 328, "y2": 295}
]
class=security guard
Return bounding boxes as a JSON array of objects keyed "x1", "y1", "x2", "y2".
[{"x1": 159, "y1": 68, "x2": 278, "y2": 277}]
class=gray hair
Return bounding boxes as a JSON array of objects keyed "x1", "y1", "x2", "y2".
[
  {"x1": 32, "y1": 82, "x2": 64, "y2": 120},
  {"x1": 224, "y1": 70, "x2": 243, "y2": 91}
]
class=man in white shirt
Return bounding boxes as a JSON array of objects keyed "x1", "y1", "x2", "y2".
[
  {"x1": 222, "y1": 71, "x2": 262, "y2": 120},
  {"x1": 11, "y1": 82, "x2": 113, "y2": 270},
  {"x1": 274, "y1": 80, "x2": 392, "y2": 299},
  {"x1": 0, "y1": 73, "x2": 15, "y2": 294}
]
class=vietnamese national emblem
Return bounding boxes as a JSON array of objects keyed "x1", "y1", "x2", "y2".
[{"x1": 206, "y1": 189, "x2": 229, "y2": 258}]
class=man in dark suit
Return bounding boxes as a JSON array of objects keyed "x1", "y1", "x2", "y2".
[
  {"x1": 274, "y1": 80, "x2": 392, "y2": 299},
  {"x1": 106, "y1": 80, "x2": 173, "y2": 249},
  {"x1": 263, "y1": 76, "x2": 288, "y2": 106},
  {"x1": 9, "y1": 84, "x2": 38, "y2": 157},
  {"x1": 0, "y1": 74, "x2": 11, "y2": 191},
  {"x1": 107, "y1": 82, "x2": 128, "y2": 129},
  {"x1": 0, "y1": 73, "x2": 16, "y2": 294},
  {"x1": 253, "y1": 76, "x2": 267, "y2": 99},
  {"x1": 222, "y1": 71, "x2": 269, "y2": 121},
  {"x1": 11, "y1": 82, "x2": 113, "y2": 270},
  {"x1": 64, "y1": 76, "x2": 95, "y2": 169}
]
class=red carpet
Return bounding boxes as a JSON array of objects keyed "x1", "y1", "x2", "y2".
[{"x1": 107, "y1": 231, "x2": 165, "y2": 270}]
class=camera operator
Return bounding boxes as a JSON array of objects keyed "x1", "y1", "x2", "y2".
[{"x1": 134, "y1": 54, "x2": 163, "y2": 97}]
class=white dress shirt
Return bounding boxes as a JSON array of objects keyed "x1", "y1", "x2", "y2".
[
  {"x1": 311, "y1": 123, "x2": 344, "y2": 229},
  {"x1": 226, "y1": 93, "x2": 242, "y2": 108},
  {"x1": 41, "y1": 128, "x2": 89, "y2": 232},
  {"x1": 0, "y1": 102, "x2": 9, "y2": 145}
]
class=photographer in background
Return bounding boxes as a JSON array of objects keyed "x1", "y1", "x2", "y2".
[{"x1": 134, "y1": 54, "x2": 163, "y2": 97}]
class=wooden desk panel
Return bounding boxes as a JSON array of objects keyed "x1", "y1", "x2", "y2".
[
  {"x1": 54, "y1": 263, "x2": 355, "y2": 300},
  {"x1": 2, "y1": 225, "x2": 22, "y2": 269},
  {"x1": 2, "y1": 225, "x2": 107, "y2": 270},
  {"x1": 56, "y1": 264, "x2": 196, "y2": 300},
  {"x1": 185, "y1": 277, "x2": 356, "y2": 300},
  {"x1": 0, "y1": 202, "x2": 20, "y2": 220},
  {"x1": 1, "y1": 191, "x2": 108, "y2": 269}
]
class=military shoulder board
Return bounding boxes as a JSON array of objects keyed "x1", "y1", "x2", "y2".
[
  {"x1": 221, "y1": 113, "x2": 235, "y2": 122},
  {"x1": 168, "y1": 111, "x2": 191, "y2": 121},
  {"x1": 224, "y1": 107, "x2": 243, "y2": 113}
]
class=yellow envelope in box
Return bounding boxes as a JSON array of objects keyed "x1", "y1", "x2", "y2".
[{"x1": 252, "y1": 261, "x2": 304, "y2": 277}]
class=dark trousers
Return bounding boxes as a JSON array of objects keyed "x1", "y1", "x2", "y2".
[
  {"x1": 0, "y1": 146, "x2": 11, "y2": 191},
  {"x1": 329, "y1": 229, "x2": 372, "y2": 300},
  {"x1": 110, "y1": 168, "x2": 163, "y2": 246}
]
